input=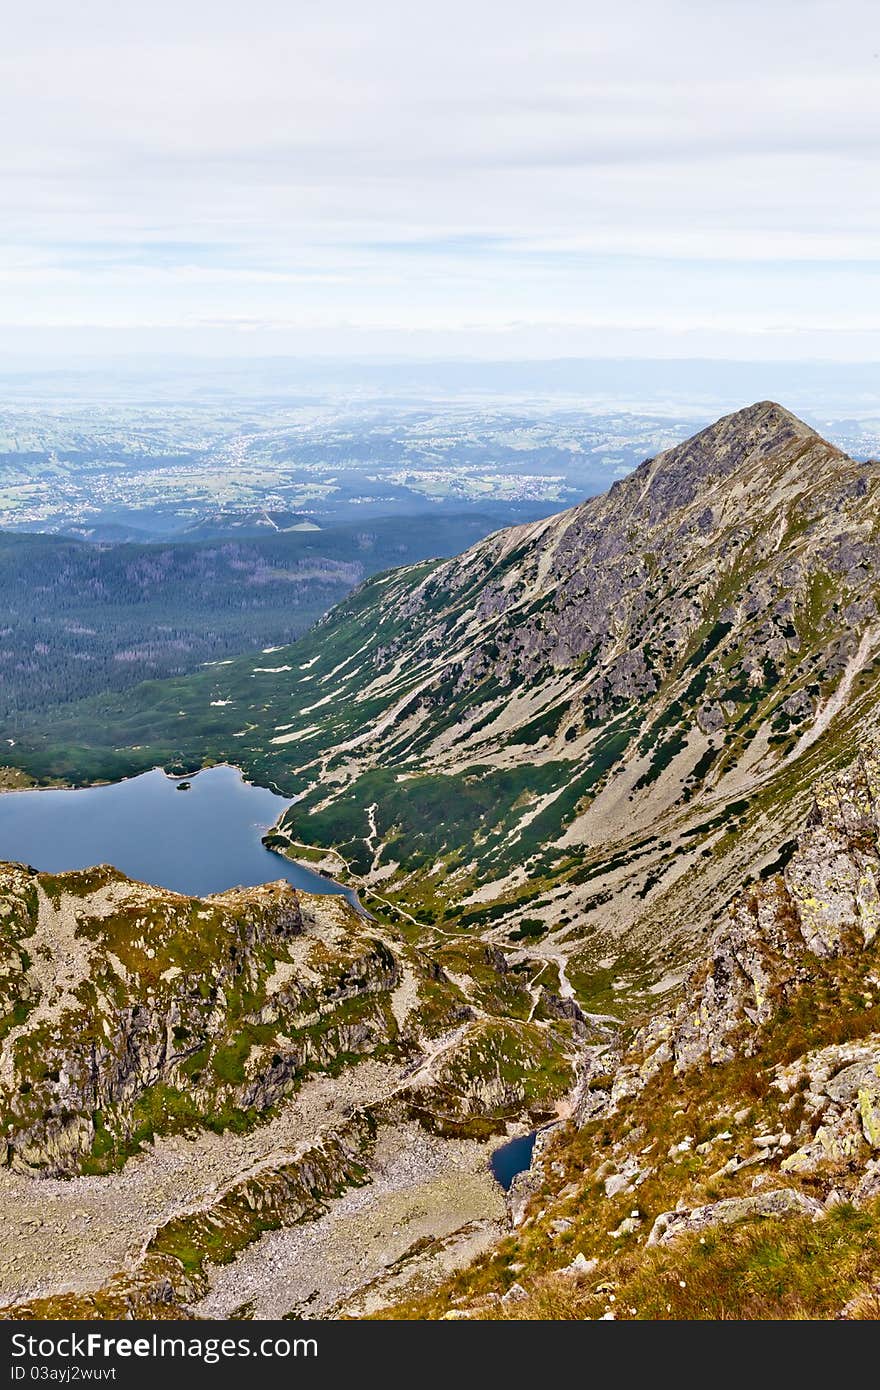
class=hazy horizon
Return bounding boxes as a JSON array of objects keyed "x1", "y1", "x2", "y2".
[{"x1": 1, "y1": 355, "x2": 879, "y2": 422}]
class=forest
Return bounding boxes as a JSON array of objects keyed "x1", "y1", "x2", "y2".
[{"x1": 0, "y1": 511, "x2": 504, "y2": 724}]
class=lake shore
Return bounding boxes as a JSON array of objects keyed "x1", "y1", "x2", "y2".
[{"x1": 0, "y1": 763, "x2": 361, "y2": 904}]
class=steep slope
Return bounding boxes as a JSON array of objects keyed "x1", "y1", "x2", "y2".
[
  {"x1": 7, "y1": 402, "x2": 880, "y2": 1010},
  {"x1": 0, "y1": 863, "x2": 579, "y2": 1317},
  {"x1": 381, "y1": 745, "x2": 880, "y2": 1321}
]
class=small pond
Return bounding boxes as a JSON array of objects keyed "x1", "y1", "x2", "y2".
[{"x1": 490, "y1": 1131, "x2": 538, "y2": 1190}]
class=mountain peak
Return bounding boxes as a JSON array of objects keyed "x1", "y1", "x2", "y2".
[
  {"x1": 709, "y1": 398, "x2": 817, "y2": 443},
  {"x1": 622, "y1": 399, "x2": 842, "y2": 523},
  {"x1": 729, "y1": 397, "x2": 809, "y2": 423}
]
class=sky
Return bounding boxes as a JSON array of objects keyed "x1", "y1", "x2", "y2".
[{"x1": 1, "y1": 0, "x2": 879, "y2": 361}]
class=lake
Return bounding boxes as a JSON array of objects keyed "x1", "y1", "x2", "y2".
[
  {"x1": 490, "y1": 1131, "x2": 537, "y2": 1190},
  {"x1": 0, "y1": 764, "x2": 358, "y2": 904}
]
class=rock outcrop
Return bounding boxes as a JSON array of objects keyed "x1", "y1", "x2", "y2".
[
  {"x1": 0, "y1": 858, "x2": 581, "y2": 1318},
  {"x1": 646, "y1": 1188, "x2": 825, "y2": 1247},
  {"x1": 0, "y1": 860, "x2": 579, "y2": 1186},
  {"x1": 0, "y1": 865, "x2": 402, "y2": 1175},
  {"x1": 671, "y1": 747, "x2": 880, "y2": 1071}
]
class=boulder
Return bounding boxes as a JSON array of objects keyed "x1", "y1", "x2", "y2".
[
  {"x1": 558, "y1": 1252, "x2": 598, "y2": 1278},
  {"x1": 647, "y1": 1187, "x2": 824, "y2": 1246},
  {"x1": 500, "y1": 1282, "x2": 529, "y2": 1306}
]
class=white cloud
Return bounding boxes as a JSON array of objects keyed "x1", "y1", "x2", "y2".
[{"x1": 1, "y1": 0, "x2": 879, "y2": 357}]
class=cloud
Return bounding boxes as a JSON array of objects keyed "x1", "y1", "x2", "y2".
[{"x1": 1, "y1": 0, "x2": 878, "y2": 356}]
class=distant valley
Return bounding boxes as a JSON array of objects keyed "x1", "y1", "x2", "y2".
[
  {"x1": 0, "y1": 511, "x2": 528, "y2": 720},
  {"x1": 0, "y1": 389, "x2": 694, "y2": 535}
]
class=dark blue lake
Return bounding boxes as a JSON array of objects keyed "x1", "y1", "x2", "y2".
[
  {"x1": 0, "y1": 764, "x2": 357, "y2": 904},
  {"x1": 491, "y1": 1131, "x2": 537, "y2": 1190}
]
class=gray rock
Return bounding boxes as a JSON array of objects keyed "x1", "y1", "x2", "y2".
[
  {"x1": 604, "y1": 1173, "x2": 633, "y2": 1198},
  {"x1": 696, "y1": 703, "x2": 725, "y2": 734},
  {"x1": 647, "y1": 1187, "x2": 824, "y2": 1246},
  {"x1": 500, "y1": 1281, "x2": 529, "y2": 1305},
  {"x1": 825, "y1": 1057, "x2": 880, "y2": 1106},
  {"x1": 609, "y1": 1216, "x2": 641, "y2": 1237},
  {"x1": 781, "y1": 1108, "x2": 865, "y2": 1175},
  {"x1": 558, "y1": 1252, "x2": 598, "y2": 1278}
]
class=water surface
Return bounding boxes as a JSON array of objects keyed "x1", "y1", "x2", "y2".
[
  {"x1": 490, "y1": 1131, "x2": 537, "y2": 1190},
  {"x1": 0, "y1": 764, "x2": 356, "y2": 903}
]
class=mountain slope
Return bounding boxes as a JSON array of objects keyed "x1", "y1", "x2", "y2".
[
  {"x1": 382, "y1": 745, "x2": 880, "y2": 1321},
  {"x1": 7, "y1": 402, "x2": 880, "y2": 1010},
  {"x1": 0, "y1": 863, "x2": 578, "y2": 1317}
]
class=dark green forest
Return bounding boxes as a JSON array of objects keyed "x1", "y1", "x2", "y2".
[{"x1": 0, "y1": 511, "x2": 507, "y2": 723}]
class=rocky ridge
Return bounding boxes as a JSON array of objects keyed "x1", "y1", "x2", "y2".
[
  {"x1": 0, "y1": 865, "x2": 579, "y2": 1317},
  {"x1": 0, "y1": 867, "x2": 392, "y2": 1176}
]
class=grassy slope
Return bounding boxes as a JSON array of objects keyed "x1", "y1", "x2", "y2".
[{"x1": 379, "y1": 747, "x2": 880, "y2": 1320}]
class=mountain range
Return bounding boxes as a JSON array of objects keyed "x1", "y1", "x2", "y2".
[
  {"x1": 10, "y1": 402, "x2": 880, "y2": 1011},
  {"x1": 4, "y1": 401, "x2": 880, "y2": 1319}
]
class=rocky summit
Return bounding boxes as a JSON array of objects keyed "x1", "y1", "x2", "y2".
[{"x1": 4, "y1": 401, "x2": 880, "y2": 1319}]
